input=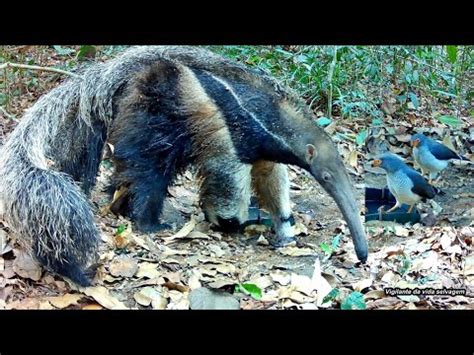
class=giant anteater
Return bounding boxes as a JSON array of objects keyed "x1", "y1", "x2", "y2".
[{"x1": 0, "y1": 46, "x2": 368, "y2": 286}]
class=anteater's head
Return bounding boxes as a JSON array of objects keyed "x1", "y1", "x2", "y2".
[
  {"x1": 277, "y1": 100, "x2": 368, "y2": 262},
  {"x1": 303, "y1": 132, "x2": 368, "y2": 262}
]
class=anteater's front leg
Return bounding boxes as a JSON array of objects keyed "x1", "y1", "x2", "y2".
[
  {"x1": 252, "y1": 161, "x2": 295, "y2": 247},
  {"x1": 200, "y1": 157, "x2": 252, "y2": 231},
  {"x1": 113, "y1": 163, "x2": 172, "y2": 233}
]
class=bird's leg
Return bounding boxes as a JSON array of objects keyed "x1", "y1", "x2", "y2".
[
  {"x1": 407, "y1": 205, "x2": 415, "y2": 213},
  {"x1": 428, "y1": 172, "x2": 437, "y2": 185},
  {"x1": 385, "y1": 202, "x2": 401, "y2": 213}
]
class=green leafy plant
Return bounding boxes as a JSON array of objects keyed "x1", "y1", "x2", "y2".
[
  {"x1": 322, "y1": 288, "x2": 340, "y2": 304},
  {"x1": 341, "y1": 291, "x2": 366, "y2": 310},
  {"x1": 116, "y1": 224, "x2": 127, "y2": 235},
  {"x1": 53, "y1": 45, "x2": 75, "y2": 56},
  {"x1": 235, "y1": 283, "x2": 262, "y2": 300}
]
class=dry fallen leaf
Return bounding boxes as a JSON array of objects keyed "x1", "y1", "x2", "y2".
[
  {"x1": 270, "y1": 270, "x2": 291, "y2": 286},
  {"x1": 381, "y1": 271, "x2": 400, "y2": 285},
  {"x1": 12, "y1": 249, "x2": 42, "y2": 281},
  {"x1": 394, "y1": 225, "x2": 409, "y2": 237},
  {"x1": 82, "y1": 303, "x2": 104, "y2": 310},
  {"x1": 288, "y1": 274, "x2": 314, "y2": 297},
  {"x1": 208, "y1": 244, "x2": 226, "y2": 258},
  {"x1": 163, "y1": 281, "x2": 189, "y2": 293},
  {"x1": 136, "y1": 262, "x2": 161, "y2": 279},
  {"x1": 187, "y1": 270, "x2": 202, "y2": 290},
  {"x1": 215, "y1": 263, "x2": 236, "y2": 275},
  {"x1": 363, "y1": 290, "x2": 386, "y2": 300},
  {"x1": 6, "y1": 298, "x2": 47, "y2": 310},
  {"x1": 348, "y1": 150, "x2": 358, "y2": 168},
  {"x1": 0, "y1": 229, "x2": 13, "y2": 255},
  {"x1": 352, "y1": 278, "x2": 373, "y2": 292},
  {"x1": 279, "y1": 246, "x2": 316, "y2": 257},
  {"x1": 257, "y1": 235, "x2": 269, "y2": 245},
  {"x1": 162, "y1": 217, "x2": 197, "y2": 244},
  {"x1": 311, "y1": 258, "x2": 333, "y2": 307},
  {"x1": 47, "y1": 294, "x2": 83, "y2": 309},
  {"x1": 411, "y1": 251, "x2": 438, "y2": 271},
  {"x1": 134, "y1": 287, "x2": 166, "y2": 308},
  {"x1": 439, "y1": 233, "x2": 452, "y2": 250},
  {"x1": 289, "y1": 290, "x2": 314, "y2": 304},
  {"x1": 167, "y1": 290, "x2": 189, "y2": 309},
  {"x1": 463, "y1": 255, "x2": 474, "y2": 276},
  {"x1": 81, "y1": 286, "x2": 128, "y2": 310},
  {"x1": 207, "y1": 278, "x2": 236, "y2": 289},
  {"x1": 161, "y1": 245, "x2": 190, "y2": 257},
  {"x1": 293, "y1": 222, "x2": 308, "y2": 236},
  {"x1": 109, "y1": 255, "x2": 138, "y2": 278},
  {"x1": 249, "y1": 275, "x2": 273, "y2": 290},
  {"x1": 187, "y1": 231, "x2": 212, "y2": 240}
]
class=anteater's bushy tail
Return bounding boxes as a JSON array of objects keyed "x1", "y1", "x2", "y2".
[{"x1": 0, "y1": 46, "x2": 185, "y2": 285}]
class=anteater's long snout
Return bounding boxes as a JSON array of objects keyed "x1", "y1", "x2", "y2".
[
  {"x1": 334, "y1": 188, "x2": 368, "y2": 262},
  {"x1": 321, "y1": 175, "x2": 368, "y2": 262}
]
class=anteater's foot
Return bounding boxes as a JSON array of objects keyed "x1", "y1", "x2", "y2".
[
  {"x1": 269, "y1": 235, "x2": 297, "y2": 248},
  {"x1": 54, "y1": 262, "x2": 96, "y2": 287},
  {"x1": 136, "y1": 222, "x2": 173, "y2": 234}
]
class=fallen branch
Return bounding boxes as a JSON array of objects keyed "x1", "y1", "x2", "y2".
[
  {"x1": 0, "y1": 62, "x2": 81, "y2": 79},
  {"x1": 0, "y1": 106, "x2": 18, "y2": 121}
]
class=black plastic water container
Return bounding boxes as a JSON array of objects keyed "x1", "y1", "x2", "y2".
[
  {"x1": 365, "y1": 187, "x2": 421, "y2": 224},
  {"x1": 240, "y1": 197, "x2": 294, "y2": 230}
]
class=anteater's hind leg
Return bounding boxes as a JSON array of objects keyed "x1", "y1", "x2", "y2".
[
  {"x1": 251, "y1": 161, "x2": 295, "y2": 247},
  {"x1": 200, "y1": 157, "x2": 252, "y2": 232}
]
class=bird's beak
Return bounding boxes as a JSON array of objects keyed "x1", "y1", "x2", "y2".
[
  {"x1": 411, "y1": 139, "x2": 420, "y2": 147},
  {"x1": 371, "y1": 159, "x2": 381, "y2": 167}
]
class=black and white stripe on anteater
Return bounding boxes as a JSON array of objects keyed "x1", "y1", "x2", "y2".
[{"x1": 0, "y1": 46, "x2": 368, "y2": 286}]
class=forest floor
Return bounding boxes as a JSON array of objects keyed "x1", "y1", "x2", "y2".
[{"x1": 0, "y1": 46, "x2": 473, "y2": 310}]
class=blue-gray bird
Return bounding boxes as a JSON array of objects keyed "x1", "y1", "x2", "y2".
[
  {"x1": 371, "y1": 153, "x2": 438, "y2": 213},
  {"x1": 411, "y1": 133, "x2": 470, "y2": 184}
]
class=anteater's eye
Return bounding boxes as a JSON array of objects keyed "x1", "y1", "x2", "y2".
[{"x1": 323, "y1": 171, "x2": 331, "y2": 181}]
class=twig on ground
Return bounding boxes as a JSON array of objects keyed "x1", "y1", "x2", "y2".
[
  {"x1": 0, "y1": 62, "x2": 81, "y2": 79},
  {"x1": 0, "y1": 106, "x2": 18, "y2": 121}
]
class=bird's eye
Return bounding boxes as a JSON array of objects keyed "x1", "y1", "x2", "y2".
[{"x1": 322, "y1": 171, "x2": 331, "y2": 181}]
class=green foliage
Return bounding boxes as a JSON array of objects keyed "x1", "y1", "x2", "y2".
[
  {"x1": 211, "y1": 45, "x2": 472, "y2": 122},
  {"x1": 341, "y1": 291, "x2": 366, "y2": 310},
  {"x1": 322, "y1": 288, "x2": 340, "y2": 304},
  {"x1": 77, "y1": 45, "x2": 97, "y2": 61},
  {"x1": 116, "y1": 224, "x2": 127, "y2": 235},
  {"x1": 316, "y1": 117, "x2": 332, "y2": 127},
  {"x1": 356, "y1": 130, "x2": 368, "y2": 146},
  {"x1": 437, "y1": 115, "x2": 460, "y2": 127},
  {"x1": 53, "y1": 45, "x2": 75, "y2": 56},
  {"x1": 0, "y1": 92, "x2": 7, "y2": 106},
  {"x1": 397, "y1": 254, "x2": 411, "y2": 276},
  {"x1": 446, "y1": 45, "x2": 457, "y2": 64},
  {"x1": 331, "y1": 234, "x2": 341, "y2": 250},
  {"x1": 320, "y1": 242, "x2": 332, "y2": 255},
  {"x1": 320, "y1": 234, "x2": 342, "y2": 257},
  {"x1": 235, "y1": 283, "x2": 262, "y2": 299}
]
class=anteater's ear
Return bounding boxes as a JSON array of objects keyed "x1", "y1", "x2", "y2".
[{"x1": 305, "y1": 144, "x2": 317, "y2": 164}]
